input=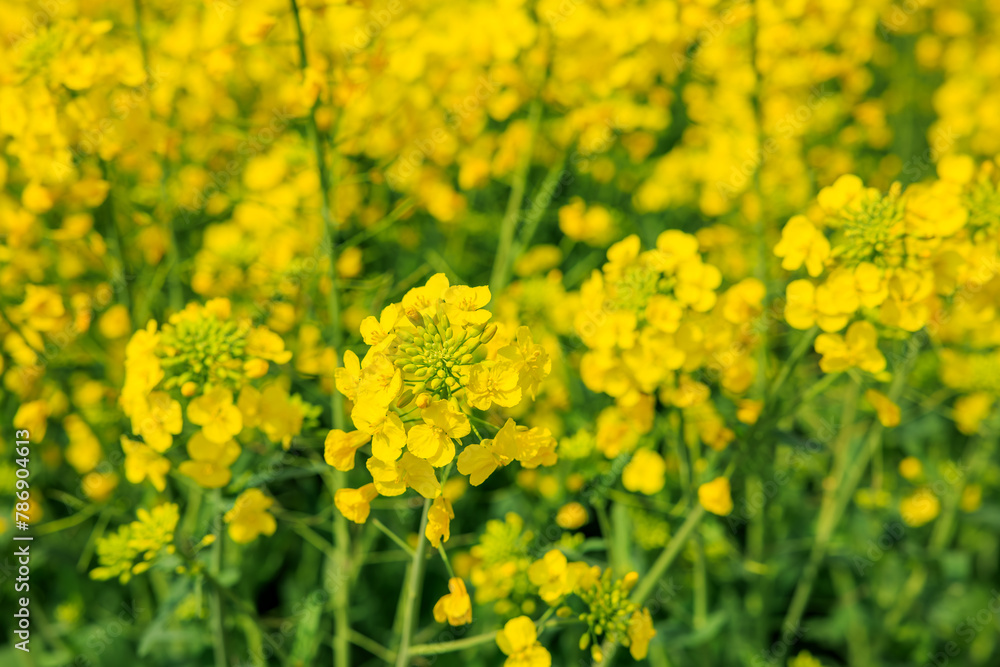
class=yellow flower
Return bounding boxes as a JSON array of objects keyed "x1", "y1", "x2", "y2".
[
  {"x1": 335, "y1": 350, "x2": 362, "y2": 402},
  {"x1": 774, "y1": 215, "x2": 830, "y2": 277},
  {"x1": 98, "y1": 305, "x2": 132, "y2": 339},
  {"x1": 466, "y1": 359, "x2": 523, "y2": 410},
  {"x1": 402, "y1": 273, "x2": 451, "y2": 320},
  {"x1": 133, "y1": 391, "x2": 183, "y2": 453},
  {"x1": 121, "y1": 437, "x2": 171, "y2": 492},
  {"x1": 555, "y1": 502, "x2": 588, "y2": 529},
  {"x1": 675, "y1": 259, "x2": 722, "y2": 312},
  {"x1": 854, "y1": 262, "x2": 887, "y2": 308},
  {"x1": 433, "y1": 577, "x2": 473, "y2": 626},
  {"x1": 456, "y1": 419, "x2": 520, "y2": 485},
  {"x1": 64, "y1": 415, "x2": 102, "y2": 474},
  {"x1": 898, "y1": 456, "x2": 922, "y2": 480},
  {"x1": 360, "y1": 303, "x2": 401, "y2": 349},
  {"x1": 528, "y1": 550, "x2": 587, "y2": 604},
  {"x1": 900, "y1": 488, "x2": 940, "y2": 527},
  {"x1": 960, "y1": 485, "x2": 982, "y2": 513},
  {"x1": 498, "y1": 326, "x2": 552, "y2": 400},
  {"x1": 14, "y1": 400, "x2": 49, "y2": 442},
  {"x1": 406, "y1": 400, "x2": 471, "y2": 467},
  {"x1": 814, "y1": 270, "x2": 859, "y2": 331},
  {"x1": 627, "y1": 608, "x2": 656, "y2": 659},
  {"x1": 355, "y1": 354, "x2": 403, "y2": 407},
  {"x1": 698, "y1": 477, "x2": 733, "y2": 516},
  {"x1": 496, "y1": 616, "x2": 551, "y2": 667},
  {"x1": 335, "y1": 483, "x2": 379, "y2": 524},
  {"x1": 366, "y1": 452, "x2": 441, "y2": 498},
  {"x1": 187, "y1": 388, "x2": 243, "y2": 444},
  {"x1": 245, "y1": 326, "x2": 292, "y2": 364},
  {"x1": 426, "y1": 497, "x2": 455, "y2": 547},
  {"x1": 19, "y1": 285, "x2": 65, "y2": 331},
  {"x1": 814, "y1": 321, "x2": 886, "y2": 374},
  {"x1": 224, "y1": 489, "x2": 277, "y2": 543},
  {"x1": 256, "y1": 383, "x2": 305, "y2": 449},
  {"x1": 178, "y1": 431, "x2": 241, "y2": 489},
  {"x1": 324, "y1": 430, "x2": 372, "y2": 471},
  {"x1": 865, "y1": 389, "x2": 900, "y2": 427},
  {"x1": 443, "y1": 285, "x2": 493, "y2": 328},
  {"x1": 784, "y1": 280, "x2": 819, "y2": 331},
  {"x1": 880, "y1": 269, "x2": 933, "y2": 332},
  {"x1": 558, "y1": 197, "x2": 614, "y2": 245},
  {"x1": 736, "y1": 399, "x2": 764, "y2": 425},
  {"x1": 352, "y1": 402, "x2": 407, "y2": 462},
  {"x1": 953, "y1": 393, "x2": 994, "y2": 435},
  {"x1": 645, "y1": 294, "x2": 683, "y2": 333},
  {"x1": 721, "y1": 278, "x2": 766, "y2": 325},
  {"x1": 622, "y1": 449, "x2": 666, "y2": 495},
  {"x1": 82, "y1": 472, "x2": 118, "y2": 502},
  {"x1": 817, "y1": 174, "x2": 865, "y2": 213}
]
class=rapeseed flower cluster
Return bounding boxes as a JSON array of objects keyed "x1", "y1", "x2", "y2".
[{"x1": 330, "y1": 274, "x2": 555, "y2": 533}]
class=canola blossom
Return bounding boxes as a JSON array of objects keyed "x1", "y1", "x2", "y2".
[{"x1": 2, "y1": 0, "x2": 999, "y2": 665}]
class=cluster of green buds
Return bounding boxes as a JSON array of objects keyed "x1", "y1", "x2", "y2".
[
  {"x1": 159, "y1": 315, "x2": 250, "y2": 392},
  {"x1": 577, "y1": 569, "x2": 640, "y2": 661},
  {"x1": 90, "y1": 504, "x2": 180, "y2": 583},
  {"x1": 612, "y1": 261, "x2": 668, "y2": 314},
  {"x1": 830, "y1": 182, "x2": 906, "y2": 266},
  {"x1": 393, "y1": 312, "x2": 497, "y2": 401}
]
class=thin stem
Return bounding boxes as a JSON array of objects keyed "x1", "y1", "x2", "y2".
[
  {"x1": 632, "y1": 504, "x2": 707, "y2": 604},
  {"x1": 489, "y1": 100, "x2": 542, "y2": 300},
  {"x1": 437, "y1": 544, "x2": 456, "y2": 579},
  {"x1": 782, "y1": 337, "x2": 923, "y2": 631},
  {"x1": 408, "y1": 619, "x2": 581, "y2": 656},
  {"x1": 288, "y1": 4, "x2": 351, "y2": 666},
  {"x1": 394, "y1": 498, "x2": 431, "y2": 667},
  {"x1": 348, "y1": 630, "x2": 397, "y2": 663},
  {"x1": 597, "y1": 504, "x2": 708, "y2": 667},
  {"x1": 209, "y1": 490, "x2": 227, "y2": 667},
  {"x1": 373, "y1": 519, "x2": 417, "y2": 556}
]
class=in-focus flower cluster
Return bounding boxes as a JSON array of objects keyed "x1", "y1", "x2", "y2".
[
  {"x1": 330, "y1": 274, "x2": 555, "y2": 537},
  {"x1": 120, "y1": 298, "x2": 308, "y2": 492}
]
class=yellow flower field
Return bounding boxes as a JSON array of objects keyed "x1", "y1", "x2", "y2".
[{"x1": 2, "y1": 0, "x2": 1000, "y2": 665}]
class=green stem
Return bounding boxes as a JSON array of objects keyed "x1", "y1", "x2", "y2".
[
  {"x1": 408, "y1": 619, "x2": 580, "y2": 656},
  {"x1": 632, "y1": 504, "x2": 707, "y2": 604},
  {"x1": 437, "y1": 544, "x2": 456, "y2": 579},
  {"x1": 373, "y1": 519, "x2": 417, "y2": 556},
  {"x1": 288, "y1": 4, "x2": 351, "y2": 666},
  {"x1": 348, "y1": 630, "x2": 397, "y2": 663},
  {"x1": 597, "y1": 504, "x2": 708, "y2": 667},
  {"x1": 764, "y1": 326, "x2": 818, "y2": 408},
  {"x1": 394, "y1": 498, "x2": 431, "y2": 667},
  {"x1": 489, "y1": 100, "x2": 542, "y2": 300},
  {"x1": 210, "y1": 490, "x2": 227, "y2": 667},
  {"x1": 782, "y1": 337, "x2": 922, "y2": 631}
]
